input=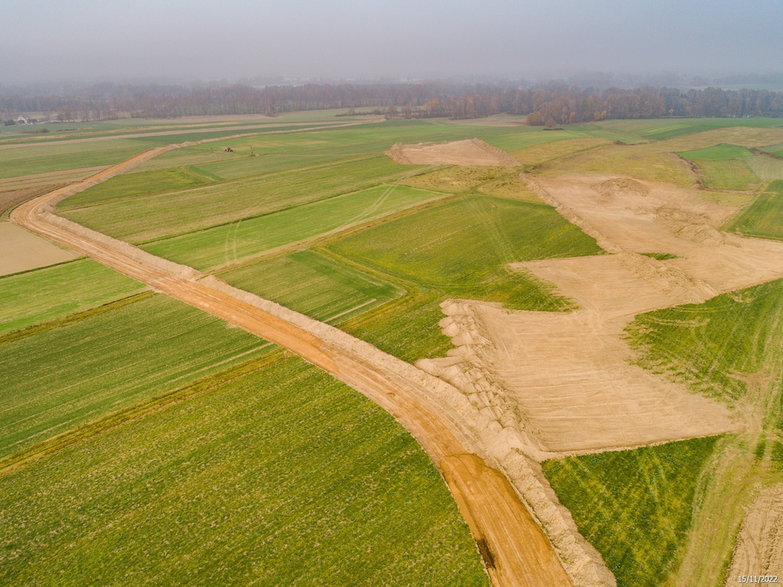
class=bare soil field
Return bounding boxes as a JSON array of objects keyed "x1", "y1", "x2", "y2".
[
  {"x1": 421, "y1": 299, "x2": 736, "y2": 455},
  {"x1": 0, "y1": 222, "x2": 79, "y2": 275},
  {"x1": 386, "y1": 139, "x2": 522, "y2": 167},
  {"x1": 727, "y1": 484, "x2": 783, "y2": 581}
]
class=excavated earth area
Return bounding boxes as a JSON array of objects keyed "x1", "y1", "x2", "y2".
[
  {"x1": 727, "y1": 484, "x2": 783, "y2": 580},
  {"x1": 419, "y1": 174, "x2": 783, "y2": 456},
  {"x1": 386, "y1": 139, "x2": 522, "y2": 167}
]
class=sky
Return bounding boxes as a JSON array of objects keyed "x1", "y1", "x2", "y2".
[{"x1": 1, "y1": 0, "x2": 782, "y2": 85}]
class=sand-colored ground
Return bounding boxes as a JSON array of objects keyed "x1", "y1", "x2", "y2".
[
  {"x1": 419, "y1": 174, "x2": 783, "y2": 457},
  {"x1": 0, "y1": 221, "x2": 79, "y2": 276},
  {"x1": 386, "y1": 139, "x2": 522, "y2": 167},
  {"x1": 12, "y1": 143, "x2": 601, "y2": 586},
  {"x1": 423, "y1": 299, "x2": 736, "y2": 455},
  {"x1": 726, "y1": 484, "x2": 783, "y2": 581}
]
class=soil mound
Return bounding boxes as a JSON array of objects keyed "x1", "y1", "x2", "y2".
[{"x1": 594, "y1": 177, "x2": 650, "y2": 199}]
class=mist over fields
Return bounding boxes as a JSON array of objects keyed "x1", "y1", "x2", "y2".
[{"x1": 1, "y1": 0, "x2": 782, "y2": 85}]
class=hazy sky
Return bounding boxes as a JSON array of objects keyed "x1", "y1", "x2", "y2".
[{"x1": 2, "y1": 0, "x2": 781, "y2": 85}]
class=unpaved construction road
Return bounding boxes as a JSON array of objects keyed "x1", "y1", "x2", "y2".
[{"x1": 11, "y1": 145, "x2": 573, "y2": 586}]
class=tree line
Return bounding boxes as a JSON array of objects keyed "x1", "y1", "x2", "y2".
[{"x1": 2, "y1": 82, "x2": 783, "y2": 124}]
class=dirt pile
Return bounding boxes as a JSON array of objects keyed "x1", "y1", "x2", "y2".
[
  {"x1": 594, "y1": 177, "x2": 649, "y2": 199},
  {"x1": 386, "y1": 139, "x2": 522, "y2": 167}
]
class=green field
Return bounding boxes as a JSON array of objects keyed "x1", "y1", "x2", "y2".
[
  {"x1": 543, "y1": 437, "x2": 718, "y2": 587},
  {"x1": 0, "y1": 259, "x2": 145, "y2": 335},
  {"x1": 61, "y1": 156, "x2": 425, "y2": 242},
  {"x1": 539, "y1": 144, "x2": 695, "y2": 186},
  {"x1": 135, "y1": 119, "x2": 514, "y2": 174},
  {"x1": 596, "y1": 118, "x2": 783, "y2": 142},
  {"x1": 0, "y1": 356, "x2": 488, "y2": 586},
  {"x1": 0, "y1": 139, "x2": 159, "y2": 179},
  {"x1": 341, "y1": 290, "x2": 454, "y2": 362},
  {"x1": 0, "y1": 294, "x2": 270, "y2": 459},
  {"x1": 144, "y1": 184, "x2": 446, "y2": 270},
  {"x1": 762, "y1": 143, "x2": 783, "y2": 157},
  {"x1": 8, "y1": 111, "x2": 783, "y2": 584},
  {"x1": 625, "y1": 279, "x2": 783, "y2": 401},
  {"x1": 328, "y1": 195, "x2": 602, "y2": 310},
  {"x1": 59, "y1": 166, "x2": 217, "y2": 209},
  {"x1": 725, "y1": 181, "x2": 783, "y2": 240},
  {"x1": 678, "y1": 144, "x2": 760, "y2": 190},
  {"x1": 219, "y1": 250, "x2": 403, "y2": 324}
]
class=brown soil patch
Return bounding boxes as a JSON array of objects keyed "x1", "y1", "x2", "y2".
[
  {"x1": 421, "y1": 300, "x2": 736, "y2": 455},
  {"x1": 727, "y1": 485, "x2": 783, "y2": 581},
  {"x1": 386, "y1": 139, "x2": 522, "y2": 167},
  {"x1": 0, "y1": 221, "x2": 79, "y2": 275}
]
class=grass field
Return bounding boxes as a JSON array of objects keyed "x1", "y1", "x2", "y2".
[
  {"x1": 61, "y1": 156, "x2": 425, "y2": 242},
  {"x1": 543, "y1": 437, "x2": 719, "y2": 587},
  {"x1": 623, "y1": 278, "x2": 783, "y2": 585},
  {"x1": 0, "y1": 139, "x2": 159, "y2": 179},
  {"x1": 678, "y1": 144, "x2": 760, "y2": 190},
  {"x1": 587, "y1": 118, "x2": 783, "y2": 142},
  {"x1": 725, "y1": 181, "x2": 783, "y2": 240},
  {"x1": 762, "y1": 143, "x2": 783, "y2": 157},
  {"x1": 59, "y1": 167, "x2": 217, "y2": 209},
  {"x1": 0, "y1": 356, "x2": 488, "y2": 586},
  {"x1": 0, "y1": 259, "x2": 145, "y2": 335},
  {"x1": 511, "y1": 137, "x2": 611, "y2": 167},
  {"x1": 399, "y1": 165, "x2": 542, "y2": 204},
  {"x1": 10, "y1": 112, "x2": 783, "y2": 585},
  {"x1": 0, "y1": 294, "x2": 270, "y2": 459},
  {"x1": 144, "y1": 184, "x2": 446, "y2": 270},
  {"x1": 135, "y1": 119, "x2": 517, "y2": 174},
  {"x1": 539, "y1": 144, "x2": 695, "y2": 186},
  {"x1": 328, "y1": 195, "x2": 601, "y2": 310},
  {"x1": 625, "y1": 279, "x2": 783, "y2": 402},
  {"x1": 219, "y1": 250, "x2": 403, "y2": 324},
  {"x1": 341, "y1": 290, "x2": 454, "y2": 362}
]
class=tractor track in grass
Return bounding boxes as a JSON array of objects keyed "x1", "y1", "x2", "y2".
[{"x1": 11, "y1": 142, "x2": 579, "y2": 585}]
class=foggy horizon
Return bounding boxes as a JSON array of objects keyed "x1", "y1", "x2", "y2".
[{"x1": 2, "y1": 0, "x2": 782, "y2": 86}]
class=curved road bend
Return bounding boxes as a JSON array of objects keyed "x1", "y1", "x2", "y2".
[{"x1": 11, "y1": 146, "x2": 572, "y2": 587}]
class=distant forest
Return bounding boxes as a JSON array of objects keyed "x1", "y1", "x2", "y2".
[{"x1": 3, "y1": 82, "x2": 783, "y2": 125}]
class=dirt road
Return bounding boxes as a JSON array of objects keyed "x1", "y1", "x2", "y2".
[{"x1": 11, "y1": 148, "x2": 575, "y2": 586}]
